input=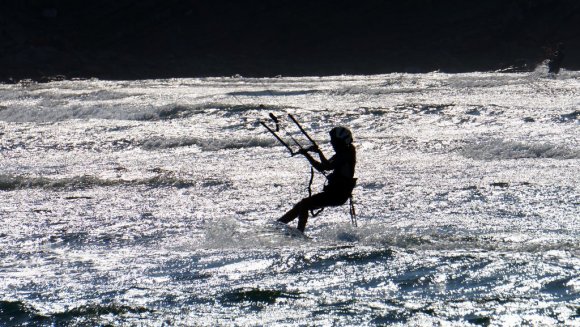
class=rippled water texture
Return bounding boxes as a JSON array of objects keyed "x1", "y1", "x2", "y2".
[{"x1": 0, "y1": 71, "x2": 579, "y2": 326}]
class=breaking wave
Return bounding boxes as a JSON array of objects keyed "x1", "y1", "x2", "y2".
[
  {"x1": 0, "y1": 104, "x2": 202, "y2": 123},
  {"x1": 0, "y1": 174, "x2": 196, "y2": 191},
  {"x1": 202, "y1": 220, "x2": 580, "y2": 253},
  {"x1": 140, "y1": 136, "x2": 278, "y2": 151},
  {"x1": 220, "y1": 288, "x2": 301, "y2": 304},
  {"x1": 330, "y1": 86, "x2": 422, "y2": 96},
  {"x1": 460, "y1": 139, "x2": 580, "y2": 160},
  {"x1": 0, "y1": 301, "x2": 47, "y2": 326},
  {"x1": 556, "y1": 110, "x2": 580, "y2": 123},
  {"x1": 0, "y1": 300, "x2": 151, "y2": 326},
  {"x1": 0, "y1": 102, "x2": 268, "y2": 123},
  {"x1": 228, "y1": 89, "x2": 321, "y2": 97}
]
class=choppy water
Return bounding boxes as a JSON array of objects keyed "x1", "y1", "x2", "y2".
[{"x1": 0, "y1": 69, "x2": 579, "y2": 326}]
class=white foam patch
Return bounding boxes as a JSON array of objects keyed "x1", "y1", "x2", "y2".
[
  {"x1": 201, "y1": 218, "x2": 306, "y2": 249},
  {"x1": 460, "y1": 139, "x2": 580, "y2": 160}
]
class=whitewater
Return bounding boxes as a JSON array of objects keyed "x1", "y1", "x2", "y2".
[{"x1": 0, "y1": 70, "x2": 578, "y2": 326}]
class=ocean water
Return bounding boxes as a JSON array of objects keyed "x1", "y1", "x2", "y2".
[{"x1": 0, "y1": 69, "x2": 579, "y2": 326}]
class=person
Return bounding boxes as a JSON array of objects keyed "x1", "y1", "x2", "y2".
[
  {"x1": 277, "y1": 126, "x2": 356, "y2": 233},
  {"x1": 547, "y1": 43, "x2": 565, "y2": 74}
]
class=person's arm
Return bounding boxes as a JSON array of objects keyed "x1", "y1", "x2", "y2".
[
  {"x1": 316, "y1": 149, "x2": 332, "y2": 168},
  {"x1": 298, "y1": 147, "x2": 332, "y2": 172}
]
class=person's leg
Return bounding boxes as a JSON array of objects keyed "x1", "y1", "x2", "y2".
[
  {"x1": 278, "y1": 202, "x2": 301, "y2": 224},
  {"x1": 297, "y1": 208, "x2": 308, "y2": 232},
  {"x1": 278, "y1": 197, "x2": 314, "y2": 229},
  {"x1": 295, "y1": 193, "x2": 335, "y2": 232},
  {"x1": 279, "y1": 192, "x2": 342, "y2": 231}
]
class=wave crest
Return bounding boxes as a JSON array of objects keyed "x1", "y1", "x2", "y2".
[
  {"x1": 460, "y1": 139, "x2": 580, "y2": 160},
  {"x1": 140, "y1": 136, "x2": 277, "y2": 151},
  {"x1": 0, "y1": 102, "x2": 272, "y2": 123},
  {"x1": 0, "y1": 174, "x2": 196, "y2": 191}
]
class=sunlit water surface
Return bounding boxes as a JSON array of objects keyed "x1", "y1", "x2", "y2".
[{"x1": 0, "y1": 70, "x2": 579, "y2": 326}]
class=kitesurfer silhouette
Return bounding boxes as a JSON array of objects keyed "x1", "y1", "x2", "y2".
[
  {"x1": 547, "y1": 43, "x2": 565, "y2": 74},
  {"x1": 277, "y1": 127, "x2": 356, "y2": 233}
]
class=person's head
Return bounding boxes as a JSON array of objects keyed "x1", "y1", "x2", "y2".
[{"x1": 329, "y1": 126, "x2": 353, "y2": 150}]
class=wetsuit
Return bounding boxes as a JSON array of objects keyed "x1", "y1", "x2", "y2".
[{"x1": 278, "y1": 144, "x2": 356, "y2": 232}]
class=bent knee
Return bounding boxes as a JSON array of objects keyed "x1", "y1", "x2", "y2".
[{"x1": 297, "y1": 197, "x2": 314, "y2": 210}]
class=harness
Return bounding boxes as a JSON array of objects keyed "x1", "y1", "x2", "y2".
[{"x1": 308, "y1": 163, "x2": 357, "y2": 226}]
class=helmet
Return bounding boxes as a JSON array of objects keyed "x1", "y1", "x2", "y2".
[{"x1": 329, "y1": 126, "x2": 353, "y2": 145}]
